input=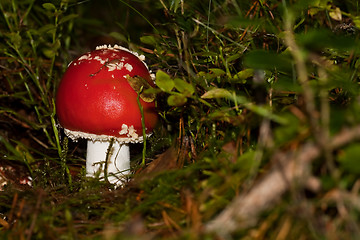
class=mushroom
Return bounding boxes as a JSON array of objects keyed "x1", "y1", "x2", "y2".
[{"x1": 56, "y1": 45, "x2": 158, "y2": 185}]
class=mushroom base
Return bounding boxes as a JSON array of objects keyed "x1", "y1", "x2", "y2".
[{"x1": 86, "y1": 140, "x2": 130, "y2": 185}]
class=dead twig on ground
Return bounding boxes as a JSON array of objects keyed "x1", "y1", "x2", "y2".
[{"x1": 205, "y1": 125, "x2": 360, "y2": 235}]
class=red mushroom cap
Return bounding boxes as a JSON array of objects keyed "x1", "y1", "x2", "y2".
[{"x1": 56, "y1": 45, "x2": 158, "y2": 143}]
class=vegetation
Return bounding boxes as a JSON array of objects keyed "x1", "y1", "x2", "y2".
[{"x1": 1, "y1": 0, "x2": 360, "y2": 239}]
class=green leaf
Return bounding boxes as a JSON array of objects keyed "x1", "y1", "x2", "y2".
[
  {"x1": 59, "y1": 14, "x2": 78, "y2": 25},
  {"x1": 207, "y1": 108, "x2": 242, "y2": 124},
  {"x1": 227, "y1": 53, "x2": 241, "y2": 63},
  {"x1": 42, "y1": 3, "x2": 56, "y2": 11},
  {"x1": 201, "y1": 88, "x2": 232, "y2": 99},
  {"x1": 109, "y1": 32, "x2": 127, "y2": 42},
  {"x1": 43, "y1": 48, "x2": 56, "y2": 58},
  {"x1": 38, "y1": 24, "x2": 56, "y2": 34},
  {"x1": 353, "y1": 17, "x2": 360, "y2": 29},
  {"x1": 244, "y1": 103, "x2": 287, "y2": 124},
  {"x1": 156, "y1": 70, "x2": 174, "y2": 92},
  {"x1": 140, "y1": 35, "x2": 157, "y2": 46},
  {"x1": 6, "y1": 32, "x2": 22, "y2": 49},
  {"x1": 167, "y1": 94, "x2": 187, "y2": 106},
  {"x1": 244, "y1": 50, "x2": 292, "y2": 72},
  {"x1": 42, "y1": 39, "x2": 61, "y2": 58},
  {"x1": 329, "y1": 7, "x2": 342, "y2": 21},
  {"x1": 338, "y1": 143, "x2": 360, "y2": 174},
  {"x1": 272, "y1": 76, "x2": 302, "y2": 92},
  {"x1": 143, "y1": 87, "x2": 162, "y2": 95},
  {"x1": 225, "y1": 17, "x2": 264, "y2": 29},
  {"x1": 209, "y1": 68, "x2": 226, "y2": 77},
  {"x1": 174, "y1": 78, "x2": 194, "y2": 96},
  {"x1": 274, "y1": 113, "x2": 301, "y2": 145},
  {"x1": 297, "y1": 29, "x2": 358, "y2": 51},
  {"x1": 232, "y1": 69, "x2": 254, "y2": 81}
]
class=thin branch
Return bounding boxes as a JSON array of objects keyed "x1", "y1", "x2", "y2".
[{"x1": 205, "y1": 125, "x2": 360, "y2": 235}]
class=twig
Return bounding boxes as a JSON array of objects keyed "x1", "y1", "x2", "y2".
[{"x1": 205, "y1": 125, "x2": 360, "y2": 235}]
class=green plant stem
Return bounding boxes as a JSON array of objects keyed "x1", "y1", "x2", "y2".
[
  {"x1": 137, "y1": 88, "x2": 147, "y2": 166},
  {"x1": 283, "y1": 11, "x2": 319, "y2": 137},
  {"x1": 52, "y1": 99, "x2": 72, "y2": 188},
  {"x1": 46, "y1": 9, "x2": 59, "y2": 91}
]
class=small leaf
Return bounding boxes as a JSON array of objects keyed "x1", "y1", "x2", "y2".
[
  {"x1": 140, "y1": 35, "x2": 157, "y2": 46},
  {"x1": 308, "y1": 7, "x2": 320, "y2": 16},
  {"x1": 109, "y1": 32, "x2": 127, "y2": 42},
  {"x1": 225, "y1": 16, "x2": 264, "y2": 29},
  {"x1": 207, "y1": 109, "x2": 243, "y2": 124},
  {"x1": 244, "y1": 50, "x2": 292, "y2": 72},
  {"x1": 126, "y1": 76, "x2": 156, "y2": 102},
  {"x1": 167, "y1": 94, "x2": 187, "y2": 106},
  {"x1": 42, "y1": 39, "x2": 61, "y2": 58},
  {"x1": 43, "y1": 48, "x2": 56, "y2": 58},
  {"x1": 38, "y1": 24, "x2": 56, "y2": 34},
  {"x1": 353, "y1": 17, "x2": 360, "y2": 29},
  {"x1": 272, "y1": 75, "x2": 302, "y2": 92},
  {"x1": 6, "y1": 32, "x2": 22, "y2": 49},
  {"x1": 59, "y1": 14, "x2": 78, "y2": 25},
  {"x1": 274, "y1": 113, "x2": 300, "y2": 145},
  {"x1": 297, "y1": 29, "x2": 357, "y2": 51},
  {"x1": 227, "y1": 53, "x2": 241, "y2": 63},
  {"x1": 174, "y1": 78, "x2": 194, "y2": 96},
  {"x1": 42, "y1": 3, "x2": 56, "y2": 11},
  {"x1": 245, "y1": 103, "x2": 287, "y2": 124},
  {"x1": 209, "y1": 68, "x2": 226, "y2": 77},
  {"x1": 338, "y1": 143, "x2": 360, "y2": 174},
  {"x1": 201, "y1": 88, "x2": 232, "y2": 99},
  {"x1": 232, "y1": 69, "x2": 254, "y2": 81},
  {"x1": 143, "y1": 87, "x2": 162, "y2": 95},
  {"x1": 156, "y1": 70, "x2": 174, "y2": 92},
  {"x1": 329, "y1": 7, "x2": 342, "y2": 21}
]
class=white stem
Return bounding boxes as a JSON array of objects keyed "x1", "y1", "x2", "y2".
[{"x1": 86, "y1": 140, "x2": 130, "y2": 185}]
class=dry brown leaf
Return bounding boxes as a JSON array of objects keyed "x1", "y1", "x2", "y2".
[{"x1": 135, "y1": 147, "x2": 179, "y2": 182}]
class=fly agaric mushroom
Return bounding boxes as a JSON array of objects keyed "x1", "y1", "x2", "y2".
[{"x1": 56, "y1": 45, "x2": 158, "y2": 184}]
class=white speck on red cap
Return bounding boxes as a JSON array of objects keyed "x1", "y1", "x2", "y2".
[
  {"x1": 125, "y1": 63, "x2": 133, "y2": 72},
  {"x1": 95, "y1": 44, "x2": 147, "y2": 70},
  {"x1": 107, "y1": 61, "x2": 124, "y2": 71}
]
